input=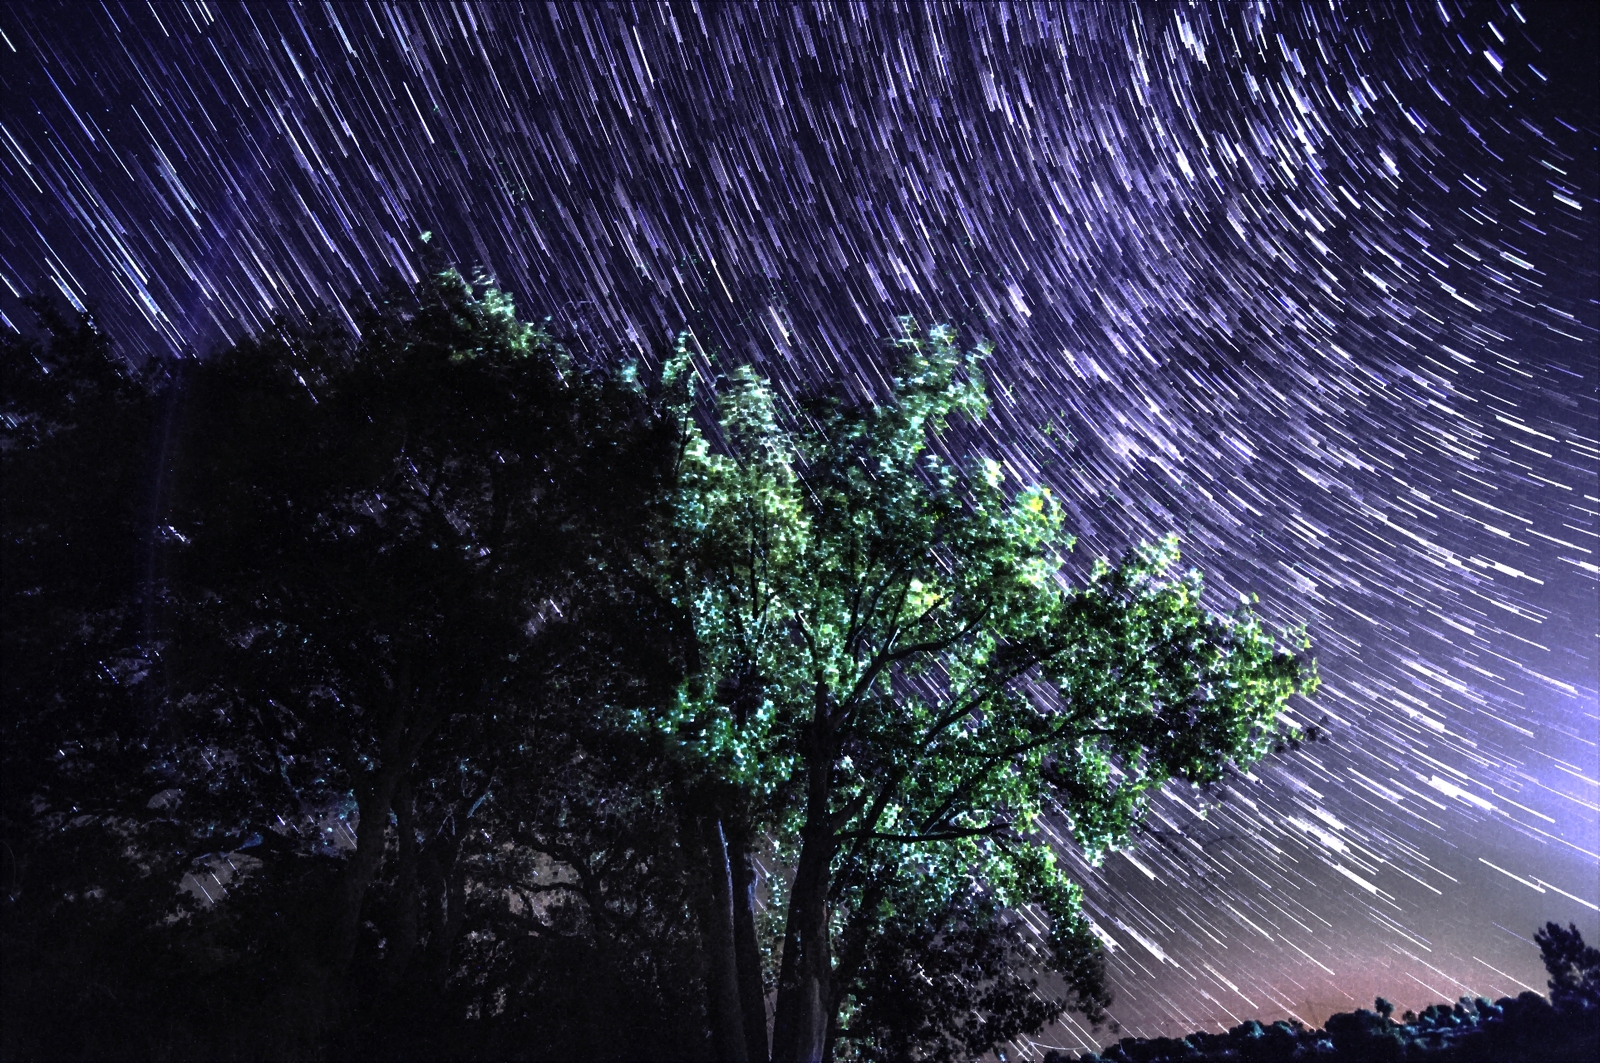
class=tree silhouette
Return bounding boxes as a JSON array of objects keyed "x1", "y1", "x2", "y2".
[
  {"x1": 1538, "y1": 921, "x2": 1600, "y2": 1015},
  {"x1": 2, "y1": 271, "x2": 707, "y2": 1060}
]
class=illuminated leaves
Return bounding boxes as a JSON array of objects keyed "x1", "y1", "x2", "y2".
[{"x1": 658, "y1": 320, "x2": 1318, "y2": 1051}]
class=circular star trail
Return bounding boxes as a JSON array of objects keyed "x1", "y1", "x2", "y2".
[{"x1": 1, "y1": 2, "x2": 1594, "y2": 1056}]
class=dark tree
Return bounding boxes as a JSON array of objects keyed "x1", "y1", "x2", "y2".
[
  {"x1": 834, "y1": 875, "x2": 1092, "y2": 1062},
  {"x1": 1538, "y1": 922, "x2": 1600, "y2": 1015},
  {"x1": 1, "y1": 296, "x2": 180, "y2": 1058},
  {"x1": 2, "y1": 266, "x2": 708, "y2": 1060}
]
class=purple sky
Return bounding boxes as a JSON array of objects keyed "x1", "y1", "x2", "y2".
[{"x1": 2, "y1": 3, "x2": 1594, "y2": 1056}]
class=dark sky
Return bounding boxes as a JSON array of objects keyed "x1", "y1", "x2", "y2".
[{"x1": 2, "y1": 2, "x2": 1595, "y2": 1056}]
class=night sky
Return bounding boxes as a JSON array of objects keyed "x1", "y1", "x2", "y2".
[{"x1": 2, "y1": 2, "x2": 1596, "y2": 1057}]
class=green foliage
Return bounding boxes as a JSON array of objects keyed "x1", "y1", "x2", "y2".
[{"x1": 660, "y1": 318, "x2": 1317, "y2": 1056}]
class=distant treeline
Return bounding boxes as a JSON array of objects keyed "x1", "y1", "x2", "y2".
[{"x1": 1048, "y1": 921, "x2": 1599, "y2": 1063}]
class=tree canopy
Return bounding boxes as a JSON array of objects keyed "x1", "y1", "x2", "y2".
[
  {"x1": 4, "y1": 265, "x2": 1318, "y2": 1063},
  {"x1": 658, "y1": 321, "x2": 1317, "y2": 1061},
  {"x1": 1539, "y1": 921, "x2": 1600, "y2": 1017},
  {"x1": 3, "y1": 267, "x2": 704, "y2": 1059}
]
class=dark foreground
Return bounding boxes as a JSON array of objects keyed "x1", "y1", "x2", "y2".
[{"x1": 1052, "y1": 991, "x2": 1599, "y2": 1062}]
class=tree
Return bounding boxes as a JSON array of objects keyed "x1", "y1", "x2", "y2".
[
  {"x1": 2, "y1": 267, "x2": 708, "y2": 1059},
  {"x1": 833, "y1": 872, "x2": 1075, "y2": 1061},
  {"x1": 159, "y1": 258, "x2": 719, "y2": 1055},
  {"x1": 5, "y1": 278, "x2": 1320, "y2": 1061},
  {"x1": 660, "y1": 321, "x2": 1318, "y2": 1062},
  {"x1": 161, "y1": 253, "x2": 686, "y2": 975},
  {"x1": 1537, "y1": 922, "x2": 1600, "y2": 1015},
  {"x1": 0, "y1": 294, "x2": 168, "y2": 868},
  {"x1": 1, "y1": 296, "x2": 182, "y2": 1058}
]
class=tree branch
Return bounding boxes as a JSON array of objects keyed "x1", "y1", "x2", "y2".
[
  {"x1": 915, "y1": 722, "x2": 1121, "y2": 835},
  {"x1": 912, "y1": 653, "x2": 1041, "y2": 753},
  {"x1": 834, "y1": 821, "x2": 1012, "y2": 843},
  {"x1": 836, "y1": 608, "x2": 988, "y2": 728}
]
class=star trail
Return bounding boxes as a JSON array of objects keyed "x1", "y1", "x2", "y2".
[{"x1": 1, "y1": 2, "x2": 1594, "y2": 1056}]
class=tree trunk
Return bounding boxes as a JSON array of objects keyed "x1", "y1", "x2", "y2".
[
  {"x1": 771, "y1": 748, "x2": 836, "y2": 1063},
  {"x1": 332, "y1": 760, "x2": 403, "y2": 971},
  {"x1": 387, "y1": 777, "x2": 420, "y2": 982},
  {"x1": 701, "y1": 817, "x2": 750, "y2": 1061},
  {"x1": 770, "y1": 835, "x2": 833, "y2": 1062},
  {"x1": 332, "y1": 679, "x2": 418, "y2": 972},
  {"x1": 820, "y1": 876, "x2": 886, "y2": 1063},
  {"x1": 421, "y1": 828, "x2": 467, "y2": 991},
  {"x1": 730, "y1": 831, "x2": 770, "y2": 1063}
]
